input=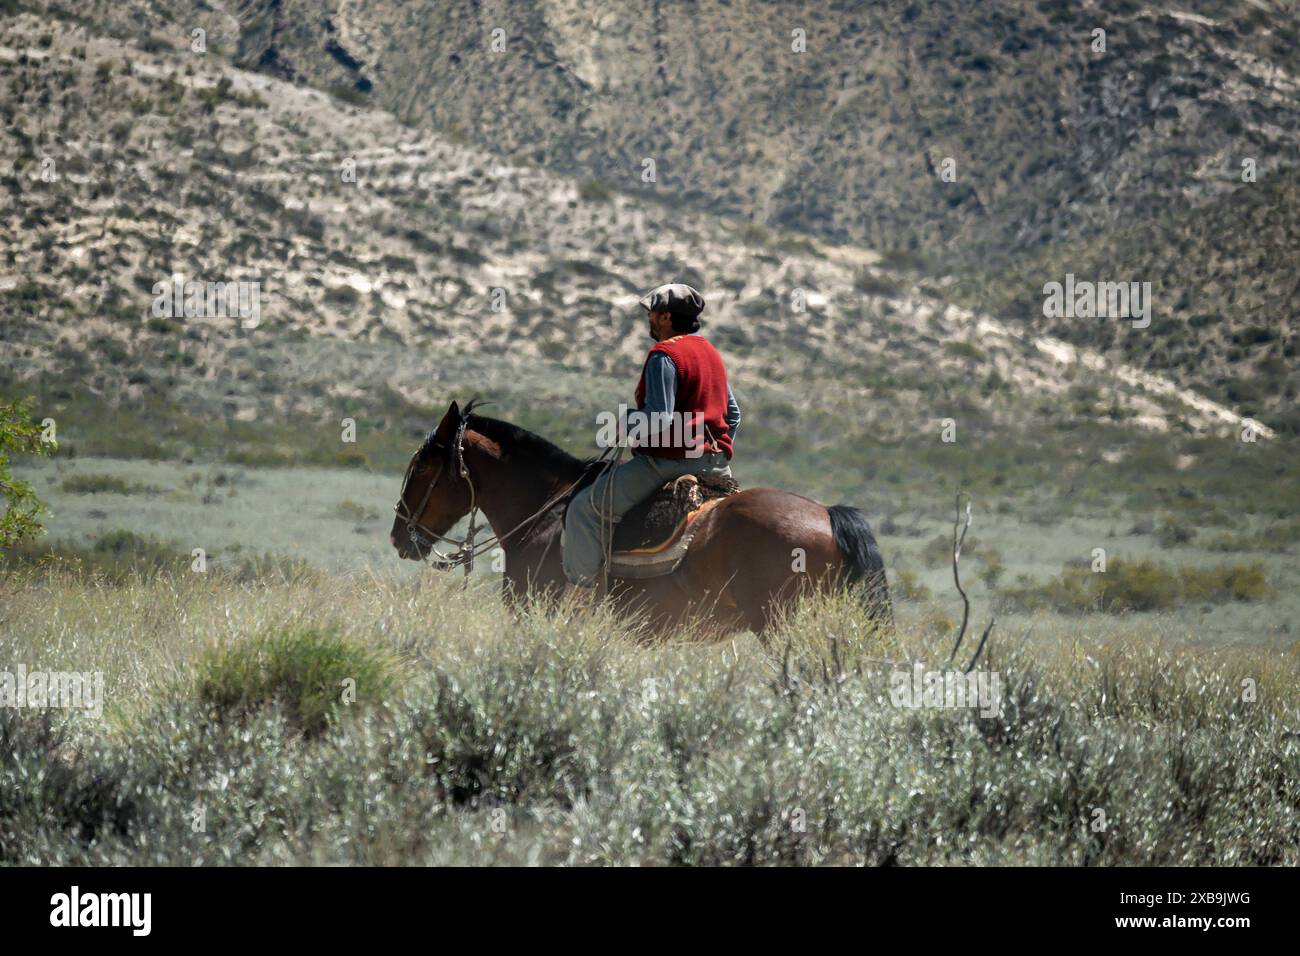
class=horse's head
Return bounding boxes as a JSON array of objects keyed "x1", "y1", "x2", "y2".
[{"x1": 390, "y1": 400, "x2": 476, "y2": 561}]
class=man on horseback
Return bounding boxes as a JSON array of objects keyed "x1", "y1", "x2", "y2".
[{"x1": 562, "y1": 283, "x2": 742, "y2": 588}]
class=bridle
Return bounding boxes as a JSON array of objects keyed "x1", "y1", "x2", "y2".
[
  {"x1": 393, "y1": 414, "x2": 484, "y2": 573},
  {"x1": 393, "y1": 413, "x2": 621, "y2": 576}
]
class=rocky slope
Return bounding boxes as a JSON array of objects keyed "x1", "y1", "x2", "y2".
[
  {"x1": 64, "y1": 0, "x2": 1299, "y2": 260},
  {"x1": 35, "y1": 0, "x2": 1299, "y2": 428},
  {"x1": 0, "y1": 8, "x2": 1278, "y2": 449}
]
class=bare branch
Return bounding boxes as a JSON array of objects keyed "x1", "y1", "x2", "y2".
[
  {"x1": 780, "y1": 632, "x2": 796, "y2": 697},
  {"x1": 947, "y1": 492, "x2": 973, "y2": 665},
  {"x1": 946, "y1": 491, "x2": 995, "y2": 671},
  {"x1": 964, "y1": 616, "x2": 996, "y2": 673}
]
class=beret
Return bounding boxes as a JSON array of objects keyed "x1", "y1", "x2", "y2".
[{"x1": 638, "y1": 283, "x2": 705, "y2": 317}]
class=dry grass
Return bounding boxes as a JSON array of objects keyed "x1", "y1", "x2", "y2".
[{"x1": 2, "y1": 567, "x2": 1297, "y2": 865}]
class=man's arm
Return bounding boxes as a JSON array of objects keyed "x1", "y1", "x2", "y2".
[
  {"x1": 725, "y1": 383, "x2": 741, "y2": 442},
  {"x1": 640, "y1": 352, "x2": 677, "y2": 418},
  {"x1": 623, "y1": 352, "x2": 677, "y2": 448}
]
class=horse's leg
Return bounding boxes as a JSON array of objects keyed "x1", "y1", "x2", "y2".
[{"x1": 503, "y1": 531, "x2": 569, "y2": 610}]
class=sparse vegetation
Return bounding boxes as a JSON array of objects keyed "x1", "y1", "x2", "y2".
[
  {"x1": 1, "y1": 3, "x2": 1296, "y2": 871},
  {"x1": 60, "y1": 473, "x2": 158, "y2": 495},
  {"x1": 1, "y1": 571, "x2": 1297, "y2": 864},
  {"x1": 999, "y1": 559, "x2": 1275, "y2": 614}
]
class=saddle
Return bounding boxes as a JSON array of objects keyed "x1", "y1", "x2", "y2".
[
  {"x1": 607, "y1": 472, "x2": 739, "y2": 579},
  {"x1": 562, "y1": 469, "x2": 740, "y2": 580}
]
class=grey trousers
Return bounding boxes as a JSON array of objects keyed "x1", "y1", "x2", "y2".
[{"x1": 562, "y1": 451, "x2": 733, "y2": 587}]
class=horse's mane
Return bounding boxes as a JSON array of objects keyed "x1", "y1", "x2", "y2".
[{"x1": 461, "y1": 402, "x2": 597, "y2": 482}]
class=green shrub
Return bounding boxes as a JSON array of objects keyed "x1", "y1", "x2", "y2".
[
  {"x1": 61, "y1": 473, "x2": 157, "y2": 495},
  {"x1": 578, "y1": 178, "x2": 611, "y2": 202},
  {"x1": 1157, "y1": 518, "x2": 1196, "y2": 548},
  {"x1": 194, "y1": 626, "x2": 396, "y2": 736},
  {"x1": 1, "y1": 397, "x2": 53, "y2": 553},
  {"x1": 334, "y1": 448, "x2": 369, "y2": 469},
  {"x1": 1, "y1": 532, "x2": 316, "y2": 584},
  {"x1": 921, "y1": 533, "x2": 988, "y2": 568},
  {"x1": 327, "y1": 83, "x2": 369, "y2": 107},
  {"x1": 853, "y1": 269, "x2": 902, "y2": 296},
  {"x1": 334, "y1": 499, "x2": 379, "y2": 522},
  {"x1": 891, "y1": 567, "x2": 931, "y2": 601},
  {"x1": 1180, "y1": 563, "x2": 1273, "y2": 604},
  {"x1": 325, "y1": 285, "x2": 360, "y2": 307},
  {"x1": 979, "y1": 551, "x2": 1005, "y2": 590},
  {"x1": 944, "y1": 340, "x2": 985, "y2": 362}
]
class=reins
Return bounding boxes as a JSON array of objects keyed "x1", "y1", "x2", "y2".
[{"x1": 394, "y1": 418, "x2": 620, "y2": 577}]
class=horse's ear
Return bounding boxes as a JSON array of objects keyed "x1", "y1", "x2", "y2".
[{"x1": 434, "y1": 401, "x2": 460, "y2": 442}]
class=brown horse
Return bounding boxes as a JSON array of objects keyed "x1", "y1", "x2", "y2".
[{"x1": 390, "y1": 400, "x2": 892, "y2": 641}]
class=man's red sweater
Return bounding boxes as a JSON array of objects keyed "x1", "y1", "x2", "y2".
[{"x1": 632, "y1": 334, "x2": 734, "y2": 460}]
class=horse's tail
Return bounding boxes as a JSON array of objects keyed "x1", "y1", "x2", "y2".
[{"x1": 827, "y1": 504, "x2": 894, "y2": 631}]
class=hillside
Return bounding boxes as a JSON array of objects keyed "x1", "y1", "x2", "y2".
[
  {"x1": 954, "y1": 165, "x2": 1300, "y2": 431},
  {"x1": 28, "y1": 0, "x2": 1299, "y2": 430},
  {"x1": 1, "y1": 7, "x2": 1276, "y2": 471},
  {"x1": 73, "y1": 0, "x2": 1298, "y2": 261}
]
